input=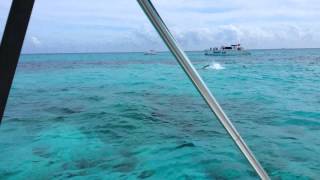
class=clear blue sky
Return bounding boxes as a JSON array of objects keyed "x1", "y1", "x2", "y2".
[{"x1": 1, "y1": 0, "x2": 320, "y2": 53}]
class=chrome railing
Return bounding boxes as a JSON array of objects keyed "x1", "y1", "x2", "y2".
[{"x1": 137, "y1": 0, "x2": 270, "y2": 179}]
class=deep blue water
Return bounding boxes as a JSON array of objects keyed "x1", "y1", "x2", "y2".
[{"x1": 0, "y1": 49, "x2": 319, "y2": 179}]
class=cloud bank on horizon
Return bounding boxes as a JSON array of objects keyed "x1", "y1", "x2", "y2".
[{"x1": 1, "y1": 0, "x2": 320, "y2": 53}]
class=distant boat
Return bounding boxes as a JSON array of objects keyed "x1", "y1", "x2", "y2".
[
  {"x1": 204, "y1": 44, "x2": 250, "y2": 56},
  {"x1": 144, "y1": 50, "x2": 157, "y2": 55}
]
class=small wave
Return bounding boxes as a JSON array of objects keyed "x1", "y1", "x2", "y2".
[{"x1": 203, "y1": 62, "x2": 225, "y2": 70}]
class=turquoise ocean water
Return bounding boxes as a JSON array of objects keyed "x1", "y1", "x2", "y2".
[{"x1": 0, "y1": 49, "x2": 319, "y2": 179}]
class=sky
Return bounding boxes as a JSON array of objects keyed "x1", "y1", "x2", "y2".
[{"x1": 1, "y1": 0, "x2": 320, "y2": 53}]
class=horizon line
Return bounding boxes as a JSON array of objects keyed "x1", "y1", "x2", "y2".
[{"x1": 21, "y1": 47, "x2": 320, "y2": 55}]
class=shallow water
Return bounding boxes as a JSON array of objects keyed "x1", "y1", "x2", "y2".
[{"x1": 0, "y1": 49, "x2": 319, "y2": 179}]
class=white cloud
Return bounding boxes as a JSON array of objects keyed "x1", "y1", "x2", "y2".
[
  {"x1": 31, "y1": 36, "x2": 41, "y2": 46},
  {"x1": 1, "y1": 0, "x2": 320, "y2": 53}
]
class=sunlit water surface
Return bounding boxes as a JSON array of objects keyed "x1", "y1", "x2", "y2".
[{"x1": 1, "y1": 49, "x2": 319, "y2": 179}]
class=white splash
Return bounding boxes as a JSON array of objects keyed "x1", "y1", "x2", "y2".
[{"x1": 204, "y1": 62, "x2": 225, "y2": 70}]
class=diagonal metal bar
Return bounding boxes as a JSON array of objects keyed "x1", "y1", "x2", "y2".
[
  {"x1": 0, "y1": 0, "x2": 35, "y2": 123},
  {"x1": 137, "y1": 0, "x2": 270, "y2": 179}
]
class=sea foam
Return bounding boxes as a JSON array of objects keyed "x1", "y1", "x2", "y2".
[{"x1": 205, "y1": 62, "x2": 225, "y2": 70}]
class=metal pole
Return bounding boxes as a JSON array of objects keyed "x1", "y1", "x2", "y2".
[
  {"x1": 0, "y1": 0, "x2": 35, "y2": 123},
  {"x1": 137, "y1": 0, "x2": 270, "y2": 179}
]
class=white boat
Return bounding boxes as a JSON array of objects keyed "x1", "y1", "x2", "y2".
[
  {"x1": 204, "y1": 44, "x2": 250, "y2": 56},
  {"x1": 144, "y1": 50, "x2": 157, "y2": 55}
]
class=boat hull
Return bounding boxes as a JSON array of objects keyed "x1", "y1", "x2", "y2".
[{"x1": 204, "y1": 50, "x2": 251, "y2": 56}]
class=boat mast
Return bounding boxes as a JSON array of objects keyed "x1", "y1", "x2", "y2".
[{"x1": 137, "y1": 0, "x2": 270, "y2": 179}]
